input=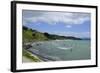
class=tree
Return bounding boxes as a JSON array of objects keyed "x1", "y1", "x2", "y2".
[
  {"x1": 32, "y1": 33, "x2": 35, "y2": 36},
  {"x1": 44, "y1": 32, "x2": 49, "y2": 37},
  {"x1": 23, "y1": 26, "x2": 28, "y2": 30}
]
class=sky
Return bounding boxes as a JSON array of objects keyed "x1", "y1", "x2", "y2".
[{"x1": 22, "y1": 10, "x2": 91, "y2": 38}]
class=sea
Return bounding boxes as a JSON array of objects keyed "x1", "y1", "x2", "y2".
[{"x1": 27, "y1": 40, "x2": 91, "y2": 61}]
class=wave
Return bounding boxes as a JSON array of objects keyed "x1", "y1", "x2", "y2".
[{"x1": 58, "y1": 47, "x2": 72, "y2": 50}]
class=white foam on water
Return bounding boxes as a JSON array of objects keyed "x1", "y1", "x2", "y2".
[{"x1": 58, "y1": 47, "x2": 72, "y2": 50}]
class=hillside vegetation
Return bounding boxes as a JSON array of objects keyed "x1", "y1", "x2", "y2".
[{"x1": 23, "y1": 26, "x2": 82, "y2": 43}]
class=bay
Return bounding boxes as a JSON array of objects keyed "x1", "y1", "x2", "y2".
[{"x1": 27, "y1": 40, "x2": 91, "y2": 61}]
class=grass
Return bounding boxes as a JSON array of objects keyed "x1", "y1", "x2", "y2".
[
  {"x1": 23, "y1": 30, "x2": 34, "y2": 42},
  {"x1": 23, "y1": 49, "x2": 42, "y2": 62},
  {"x1": 23, "y1": 29, "x2": 48, "y2": 42}
]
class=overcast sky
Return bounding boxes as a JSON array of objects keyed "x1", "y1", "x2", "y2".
[{"x1": 22, "y1": 10, "x2": 91, "y2": 38}]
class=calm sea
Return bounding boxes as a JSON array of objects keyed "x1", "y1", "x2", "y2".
[{"x1": 28, "y1": 40, "x2": 91, "y2": 61}]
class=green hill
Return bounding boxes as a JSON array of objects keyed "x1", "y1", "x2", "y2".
[
  {"x1": 23, "y1": 26, "x2": 48, "y2": 43},
  {"x1": 23, "y1": 26, "x2": 82, "y2": 43}
]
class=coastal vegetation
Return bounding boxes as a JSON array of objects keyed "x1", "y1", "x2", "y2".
[
  {"x1": 23, "y1": 49, "x2": 42, "y2": 62},
  {"x1": 23, "y1": 25, "x2": 82, "y2": 42}
]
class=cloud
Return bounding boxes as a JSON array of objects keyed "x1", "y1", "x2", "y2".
[
  {"x1": 23, "y1": 10, "x2": 91, "y2": 25},
  {"x1": 53, "y1": 31, "x2": 90, "y2": 38},
  {"x1": 65, "y1": 25, "x2": 72, "y2": 28}
]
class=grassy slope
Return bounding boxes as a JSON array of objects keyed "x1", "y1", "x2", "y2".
[
  {"x1": 23, "y1": 29, "x2": 48, "y2": 62},
  {"x1": 23, "y1": 49, "x2": 42, "y2": 62},
  {"x1": 23, "y1": 30, "x2": 34, "y2": 42},
  {"x1": 23, "y1": 29, "x2": 48, "y2": 42}
]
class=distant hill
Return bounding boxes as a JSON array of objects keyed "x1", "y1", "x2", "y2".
[
  {"x1": 43, "y1": 32, "x2": 82, "y2": 40},
  {"x1": 81, "y1": 38, "x2": 90, "y2": 40},
  {"x1": 23, "y1": 26, "x2": 83, "y2": 42}
]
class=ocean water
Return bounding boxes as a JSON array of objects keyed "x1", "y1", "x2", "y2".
[{"x1": 28, "y1": 40, "x2": 91, "y2": 61}]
